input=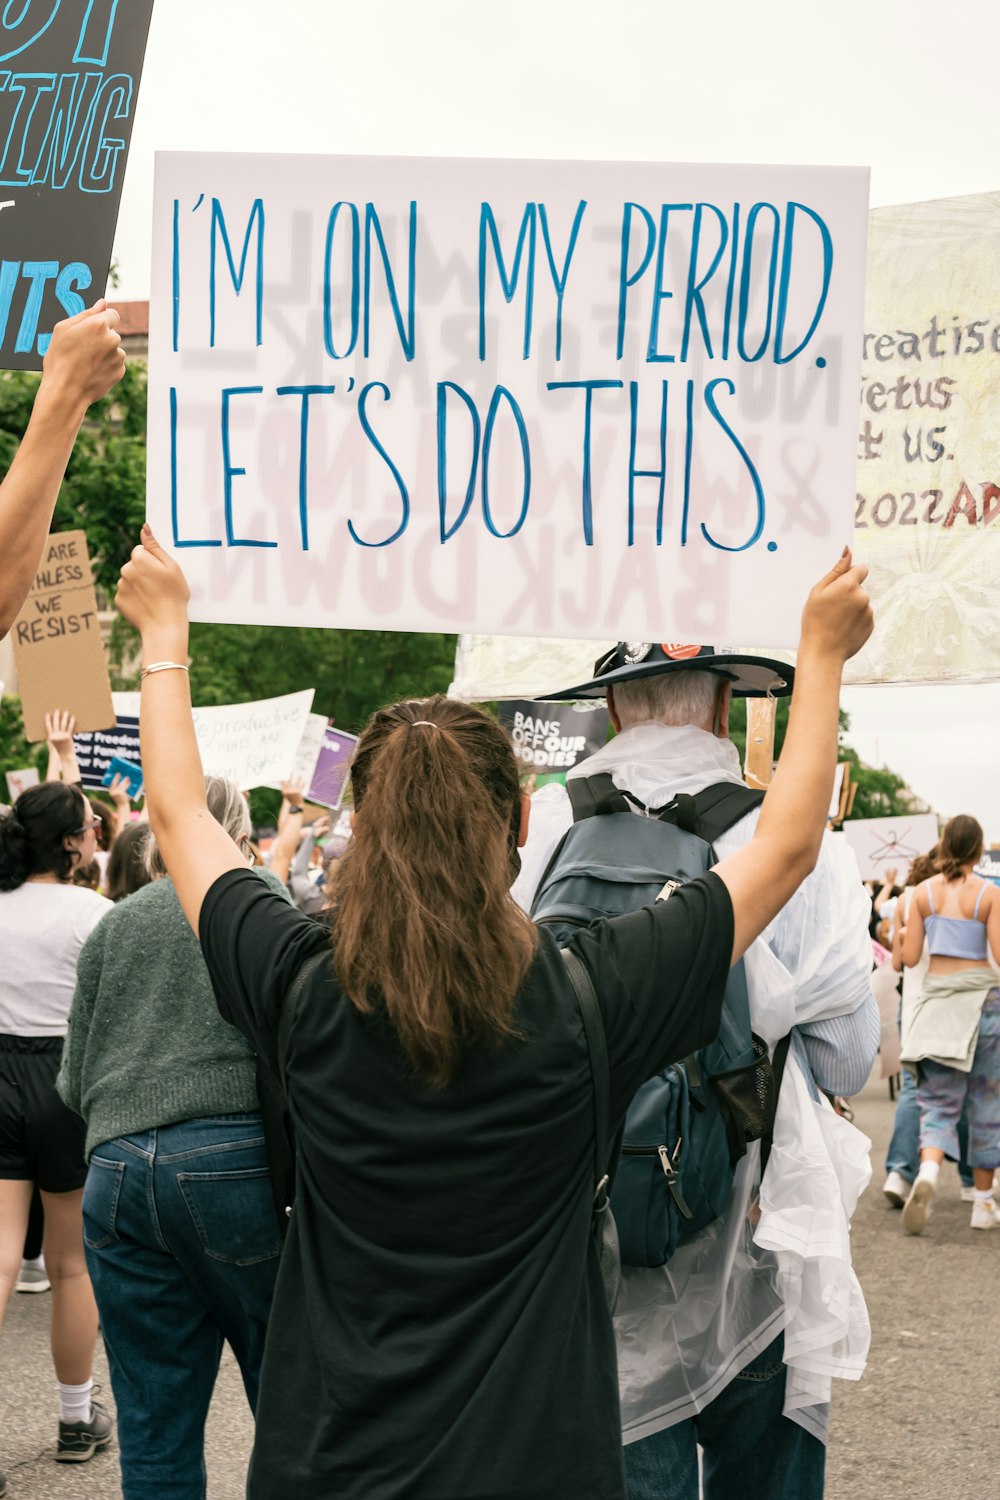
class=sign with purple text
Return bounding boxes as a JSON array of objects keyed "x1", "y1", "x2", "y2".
[
  {"x1": 306, "y1": 726, "x2": 359, "y2": 810},
  {"x1": 148, "y1": 154, "x2": 868, "y2": 646}
]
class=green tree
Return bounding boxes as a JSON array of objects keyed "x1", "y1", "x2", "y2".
[
  {"x1": 185, "y1": 623, "x2": 458, "y2": 730},
  {"x1": 0, "y1": 362, "x2": 149, "y2": 600},
  {"x1": 0, "y1": 696, "x2": 45, "y2": 789},
  {"x1": 839, "y1": 749, "x2": 914, "y2": 820}
]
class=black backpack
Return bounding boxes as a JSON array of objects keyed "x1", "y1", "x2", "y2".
[{"x1": 531, "y1": 774, "x2": 782, "y2": 1268}]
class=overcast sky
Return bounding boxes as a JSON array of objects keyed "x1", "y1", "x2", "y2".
[{"x1": 108, "y1": 0, "x2": 1000, "y2": 842}]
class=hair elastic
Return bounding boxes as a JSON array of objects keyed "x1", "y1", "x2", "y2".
[{"x1": 410, "y1": 720, "x2": 438, "y2": 729}]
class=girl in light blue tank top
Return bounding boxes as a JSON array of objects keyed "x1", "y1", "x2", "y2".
[
  {"x1": 923, "y1": 878, "x2": 990, "y2": 961},
  {"x1": 900, "y1": 814, "x2": 1000, "y2": 1237}
]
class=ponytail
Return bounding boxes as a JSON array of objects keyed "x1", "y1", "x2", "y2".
[
  {"x1": 332, "y1": 696, "x2": 537, "y2": 1088},
  {"x1": 0, "y1": 782, "x2": 87, "y2": 891},
  {"x1": 937, "y1": 814, "x2": 984, "y2": 882}
]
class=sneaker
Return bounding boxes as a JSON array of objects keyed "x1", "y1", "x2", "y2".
[
  {"x1": 970, "y1": 1198, "x2": 1000, "y2": 1231},
  {"x1": 56, "y1": 1400, "x2": 114, "y2": 1463},
  {"x1": 902, "y1": 1176, "x2": 935, "y2": 1235},
  {"x1": 15, "y1": 1261, "x2": 50, "y2": 1293},
  {"x1": 883, "y1": 1171, "x2": 912, "y2": 1209},
  {"x1": 961, "y1": 1184, "x2": 998, "y2": 1203}
]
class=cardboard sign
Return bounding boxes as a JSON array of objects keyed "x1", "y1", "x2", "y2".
[
  {"x1": 11, "y1": 530, "x2": 113, "y2": 740},
  {"x1": 73, "y1": 690, "x2": 140, "y2": 788},
  {"x1": 148, "y1": 154, "x2": 869, "y2": 647},
  {"x1": 5, "y1": 766, "x2": 39, "y2": 802},
  {"x1": 847, "y1": 190, "x2": 1000, "y2": 686},
  {"x1": 191, "y1": 689, "x2": 315, "y2": 788},
  {"x1": 0, "y1": 0, "x2": 154, "y2": 371},
  {"x1": 306, "y1": 726, "x2": 359, "y2": 810},
  {"x1": 842, "y1": 813, "x2": 940, "y2": 883},
  {"x1": 499, "y1": 699, "x2": 609, "y2": 781}
]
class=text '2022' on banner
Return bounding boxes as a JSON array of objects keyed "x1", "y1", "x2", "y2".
[{"x1": 148, "y1": 154, "x2": 869, "y2": 646}]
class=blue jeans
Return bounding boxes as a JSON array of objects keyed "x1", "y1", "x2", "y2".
[
  {"x1": 83, "y1": 1115, "x2": 282, "y2": 1500},
  {"x1": 887, "y1": 1067, "x2": 973, "y2": 1186},
  {"x1": 623, "y1": 1336, "x2": 825, "y2": 1500},
  {"x1": 886, "y1": 1068, "x2": 920, "y2": 1179}
]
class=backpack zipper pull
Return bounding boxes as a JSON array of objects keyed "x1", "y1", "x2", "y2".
[{"x1": 657, "y1": 1143, "x2": 694, "y2": 1220}]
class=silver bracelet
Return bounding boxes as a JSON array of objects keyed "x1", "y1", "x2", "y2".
[{"x1": 140, "y1": 661, "x2": 190, "y2": 679}]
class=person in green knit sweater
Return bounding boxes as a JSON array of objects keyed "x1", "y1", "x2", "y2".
[{"x1": 57, "y1": 776, "x2": 291, "y2": 1500}]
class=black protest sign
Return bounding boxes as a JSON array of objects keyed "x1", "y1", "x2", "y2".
[
  {"x1": 500, "y1": 700, "x2": 610, "y2": 779},
  {"x1": 0, "y1": 0, "x2": 154, "y2": 370},
  {"x1": 73, "y1": 700, "x2": 140, "y2": 788}
]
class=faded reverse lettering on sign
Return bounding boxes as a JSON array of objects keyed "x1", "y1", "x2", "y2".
[
  {"x1": 148, "y1": 154, "x2": 869, "y2": 646},
  {"x1": 848, "y1": 190, "x2": 1000, "y2": 685}
]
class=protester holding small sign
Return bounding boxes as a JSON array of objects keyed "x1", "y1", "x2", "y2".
[
  {"x1": 114, "y1": 529, "x2": 871, "y2": 1500},
  {"x1": 0, "y1": 304, "x2": 125, "y2": 640},
  {"x1": 0, "y1": 781, "x2": 114, "y2": 1478}
]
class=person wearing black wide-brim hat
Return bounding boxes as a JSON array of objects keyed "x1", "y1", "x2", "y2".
[
  {"x1": 514, "y1": 639, "x2": 878, "y2": 1500},
  {"x1": 536, "y1": 640, "x2": 795, "y2": 704}
]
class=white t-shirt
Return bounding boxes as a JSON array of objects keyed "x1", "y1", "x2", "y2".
[{"x1": 0, "y1": 882, "x2": 112, "y2": 1035}]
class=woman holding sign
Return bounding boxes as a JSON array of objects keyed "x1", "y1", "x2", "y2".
[
  {"x1": 115, "y1": 527, "x2": 872, "y2": 1500},
  {"x1": 0, "y1": 779, "x2": 114, "y2": 1474}
]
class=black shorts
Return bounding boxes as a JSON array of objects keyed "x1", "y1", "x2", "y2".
[{"x1": 0, "y1": 1036, "x2": 87, "y2": 1193}]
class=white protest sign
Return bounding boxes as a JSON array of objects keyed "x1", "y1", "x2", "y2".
[
  {"x1": 5, "y1": 767, "x2": 39, "y2": 802},
  {"x1": 149, "y1": 154, "x2": 869, "y2": 646},
  {"x1": 842, "y1": 812, "x2": 939, "y2": 883},
  {"x1": 265, "y1": 711, "x2": 329, "y2": 795},
  {"x1": 191, "y1": 690, "x2": 315, "y2": 788},
  {"x1": 847, "y1": 189, "x2": 1000, "y2": 686}
]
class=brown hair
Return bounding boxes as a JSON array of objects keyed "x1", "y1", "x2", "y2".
[
  {"x1": 331, "y1": 695, "x2": 537, "y2": 1088},
  {"x1": 937, "y1": 816, "x2": 983, "y2": 881},
  {"x1": 906, "y1": 845, "x2": 939, "y2": 887}
]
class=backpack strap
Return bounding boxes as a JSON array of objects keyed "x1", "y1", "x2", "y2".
[
  {"x1": 688, "y1": 782, "x2": 766, "y2": 844},
  {"x1": 759, "y1": 1031, "x2": 793, "y2": 1176},
  {"x1": 560, "y1": 948, "x2": 612, "y2": 1221},
  {"x1": 625, "y1": 781, "x2": 765, "y2": 841},
  {"x1": 277, "y1": 946, "x2": 330, "y2": 1101},
  {"x1": 567, "y1": 773, "x2": 633, "y2": 821}
]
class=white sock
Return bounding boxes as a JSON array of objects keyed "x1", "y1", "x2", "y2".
[
  {"x1": 917, "y1": 1160, "x2": 940, "y2": 1185},
  {"x1": 58, "y1": 1379, "x2": 92, "y2": 1424},
  {"x1": 973, "y1": 1187, "x2": 994, "y2": 1203},
  {"x1": 22, "y1": 1254, "x2": 45, "y2": 1271}
]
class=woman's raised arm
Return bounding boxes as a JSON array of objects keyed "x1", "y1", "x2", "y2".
[
  {"x1": 115, "y1": 527, "x2": 243, "y2": 936},
  {"x1": 713, "y1": 549, "x2": 873, "y2": 965}
]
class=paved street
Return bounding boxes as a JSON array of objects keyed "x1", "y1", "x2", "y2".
[{"x1": 1, "y1": 1068, "x2": 995, "y2": 1498}]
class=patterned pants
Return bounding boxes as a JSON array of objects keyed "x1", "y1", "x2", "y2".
[{"x1": 917, "y1": 989, "x2": 1000, "y2": 1169}]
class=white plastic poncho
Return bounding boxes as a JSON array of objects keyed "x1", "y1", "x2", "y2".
[{"x1": 514, "y1": 723, "x2": 876, "y2": 1444}]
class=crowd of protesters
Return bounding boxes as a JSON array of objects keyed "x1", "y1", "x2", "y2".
[{"x1": 0, "y1": 324, "x2": 994, "y2": 1499}]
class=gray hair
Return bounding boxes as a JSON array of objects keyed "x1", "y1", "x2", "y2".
[
  {"x1": 144, "y1": 776, "x2": 252, "y2": 879},
  {"x1": 612, "y1": 669, "x2": 725, "y2": 732}
]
